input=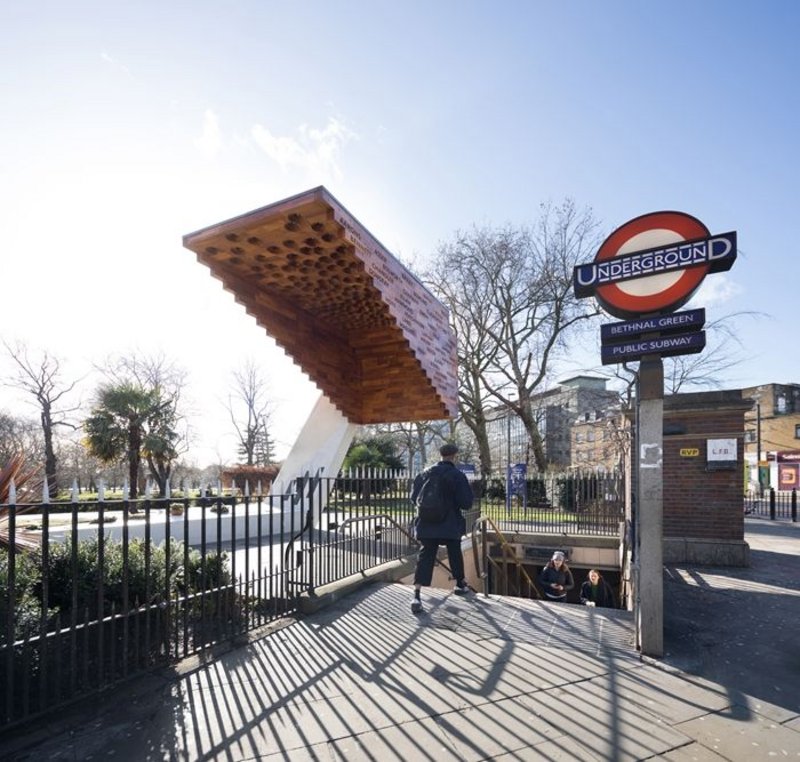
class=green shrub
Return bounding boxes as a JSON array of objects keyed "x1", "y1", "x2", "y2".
[
  {"x1": 0, "y1": 537, "x2": 230, "y2": 643},
  {"x1": 486, "y1": 478, "x2": 506, "y2": 502},
  {"x1": 0, "y1": 548, "x2": 44, "y2": 643}
]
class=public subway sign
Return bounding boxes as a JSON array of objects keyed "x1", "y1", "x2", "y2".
[
  {"x1": 573, "y1": 211, "x2": 737, "y2": 320},
  {"x1": 600, "y1": 330, "x2": 706, "y2": 365}
]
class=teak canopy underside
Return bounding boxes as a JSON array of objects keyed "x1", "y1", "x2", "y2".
[{"x1": 183, "y1": 187, "x2": 457, "y2": 424}]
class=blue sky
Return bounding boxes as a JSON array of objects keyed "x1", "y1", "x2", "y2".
[{"x1": 1, "y1": 1, "x2": 797, "y2": 464}]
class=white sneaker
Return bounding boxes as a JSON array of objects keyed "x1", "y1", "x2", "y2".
[
  {"x1": 453, "y1": 580, "x2": 469, "y2": 595},
  {"x1": 411, "y1": 597, "x2": 423, "y2": 614}
]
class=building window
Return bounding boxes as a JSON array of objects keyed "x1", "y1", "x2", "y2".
[
  {"x1": 587, "y1": 431, "x2": 595, "y2": 442},
  {"x1": 576, "y1": 432, "x2": 583, "y2": 443},
  {"x1": 744, "y1": 431, "x2": 756, "y2": 444},
  {"x1": 795, "y1": 424, "x2": 800, "y2": 439}
]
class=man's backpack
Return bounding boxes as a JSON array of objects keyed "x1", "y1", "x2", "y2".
[{"x1": 415, "y1": 468, "x2": 449, "y2": 523}]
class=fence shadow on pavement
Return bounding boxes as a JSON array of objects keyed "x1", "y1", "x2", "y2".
[{"x1": 663, "y1": 519, "x2": 800, "y2": 719}]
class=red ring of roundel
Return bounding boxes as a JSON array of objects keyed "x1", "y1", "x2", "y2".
[{"x1": 595, "y1": 211, "x2": 710, "y2": 316}]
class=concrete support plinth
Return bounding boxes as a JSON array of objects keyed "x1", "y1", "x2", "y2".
[
  {"x1": 638, "y1": 356, "x2": 664, "y2": 657},
  {"x1": 272, "y1": 393, "x2": 357, "y2": 508}
]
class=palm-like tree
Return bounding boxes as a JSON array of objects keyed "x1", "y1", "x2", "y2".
[{"x1": 84, "y1": 384, "x2": 177, "y2": 499}]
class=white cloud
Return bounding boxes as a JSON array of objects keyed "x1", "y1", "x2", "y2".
[
  {"x1": 251, "y1": 117, "x2": 357, "y2": 180},
  {"x1": 194, "y1": 109, "x2": 223, "y2": 157},
  {"x1": 688, "y1": 274, "x2": 743, "y2": 309}
]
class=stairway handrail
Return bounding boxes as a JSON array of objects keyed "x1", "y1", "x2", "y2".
[{"x1": 471, "y1": 515, "x2": 541, "y2": 599}]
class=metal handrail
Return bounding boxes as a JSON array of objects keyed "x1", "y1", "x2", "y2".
[
  {"x1": 340, "y1": 513, "x2": 468, "y2": 585},
  {"x1": 283, "y1": 471, "x2": 319, "y2": 568},
  {"x1": 471, "y1": 515, "x2": 541, "y2": 599}
]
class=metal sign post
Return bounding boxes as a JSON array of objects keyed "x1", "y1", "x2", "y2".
[{"x1": 573, "y1": 210, "x2": 737, "y2": 658}]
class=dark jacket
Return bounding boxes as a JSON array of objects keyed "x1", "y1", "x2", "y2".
[
  {"x1": 580, "y1": 579, "x2": 616, "y2": 608},
  {"x1": 537, "y1": 563, "x2": 575, "y2": 600},
  {"x1": 410, "y1": 461, "x2": 473, "y2": 541}
]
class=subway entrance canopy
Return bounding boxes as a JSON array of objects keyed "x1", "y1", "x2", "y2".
[{"x1": 183, "y1": 186, "x2": 458, "y2": 424}]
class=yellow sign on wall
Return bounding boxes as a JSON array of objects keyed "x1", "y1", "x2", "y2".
[{"x1": 680, "y1": 448, "x2": 700, "y2": 457}]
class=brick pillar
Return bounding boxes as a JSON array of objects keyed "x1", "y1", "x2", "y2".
[{"x1": 661, "y1": 390, "x2": 752, "y2": 566}]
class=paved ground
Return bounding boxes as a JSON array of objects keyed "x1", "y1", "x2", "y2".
[
  {"x1": 1, "y1": 517, "x2": 798, "y2": 761},
  {"x1": 662, "y1": 518, "x2": 800, "y2": 714}
]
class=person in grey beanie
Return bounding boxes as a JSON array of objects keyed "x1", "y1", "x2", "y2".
[{"x1": 538, "y1": 551, "x2": 574, "y2": 602}]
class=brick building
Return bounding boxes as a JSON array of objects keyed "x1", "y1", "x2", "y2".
[
  {"x1": 571, "y1": 408, "x2": 628, "y2": 472},
  {"x1": 742, "y1": 382, "x2": 800, "y2": 490}
]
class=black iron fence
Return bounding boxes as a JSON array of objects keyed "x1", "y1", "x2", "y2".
[
  {"x1": 744, "y1": 488, "x2": 798, "y2": 521},
  {"x1": 473, "y1": 471, "x2": 625, "y2": 536},
  {"x1": 1, "y1": 468, "x2": 623, "y2": 729},
  {"x1": 1, "y1": 487, "x2": 305, "y2": 730}
]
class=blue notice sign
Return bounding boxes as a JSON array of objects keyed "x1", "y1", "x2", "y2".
[
  {"x1": 506, "y1": 463, "x2": 528, "y2": 508},
  {"x1": 601, "y1": 331, "x2": 706, "y2": 365},
  {"x1": 507, "y1": 463, "x2": 527, "y2": 498},
  {"x1": 601, "y1": 308, "x2": 705, "y2": 342},
  {"x1": 458, "y1": 464, "x2": 477, "y2": 479}
]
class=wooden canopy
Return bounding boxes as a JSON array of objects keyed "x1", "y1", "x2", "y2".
[{"x1": 183, "y1": 187, "x2": 457, "y2": 424}]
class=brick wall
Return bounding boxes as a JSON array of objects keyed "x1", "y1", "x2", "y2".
[{"x1": 661, "y1": 390, "x2": 751, "y2": 542}]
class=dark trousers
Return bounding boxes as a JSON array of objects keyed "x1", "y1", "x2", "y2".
[{"x1": 413, "y1": 538, "x2": 465, "y2": 586}]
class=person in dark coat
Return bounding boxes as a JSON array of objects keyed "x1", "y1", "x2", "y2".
[
  {"x1": 409, "y1": 442, "x2": 474, "y2": 613},
  {"x1": 537, "y1": 551, "x2": 574, "y2": 602},
  {"x1": 580, "y1": 569, "x2": 616, "y2": 608}
]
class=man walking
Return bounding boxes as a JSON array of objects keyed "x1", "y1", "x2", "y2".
[{"x1": 409, "y1": 442, "x2": 474, "y2": 613}]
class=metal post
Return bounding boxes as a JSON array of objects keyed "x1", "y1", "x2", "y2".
[
  {"x1": 791, "y1": 489, "x2": 797, "y2": 523},
  {"x1": 505, "y1": 414, "x2": 511, "y2": 513},
  {"x1": 770, "y1": 488, "x2": 776, "y2": 520},
  {"x1": 756, "y1": 403, "x2": 762, "y2": 497}
]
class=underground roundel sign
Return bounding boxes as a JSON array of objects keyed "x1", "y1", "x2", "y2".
[{"x1": 573, "y1": 211, "x2": 737, "y2": 320}]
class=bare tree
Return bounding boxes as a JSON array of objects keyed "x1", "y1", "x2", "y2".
[
  {"x1": 662, "y1": 312, "x2": 762, "y2": 394},
  {"x1": 170, "y1": 460, "x2": 203, "y2": 493},
  {"x1": 2, "y1": 341, "x2": 80, "y2": 496},
  {"x1": 227, "y1": 360, "x2": 275, "y2": 466},
  {"x1": 0, "y1": 411, "x2": 43, "y2": 466},
  {"x1": 427, "y1": 200, "x2": 603, "y2": 473},
  {"x1": 57, "y1": 434, "x2": 119, "y2": 494},
  {"x1": 366, "y1": 421, "x2": 447, "y2": 472},
  {"x1": 426, "y1": 235, "x2": 502, "y2": 477}
]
